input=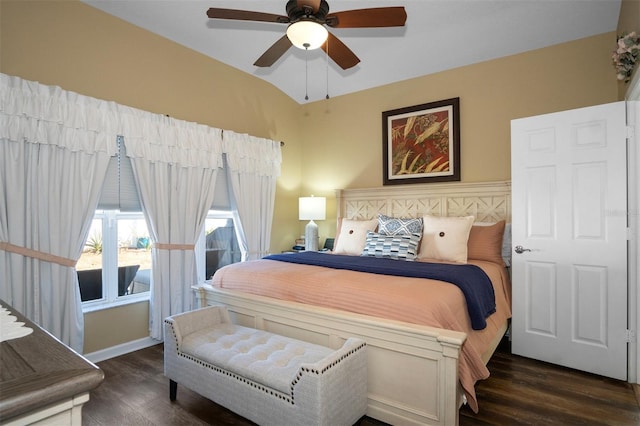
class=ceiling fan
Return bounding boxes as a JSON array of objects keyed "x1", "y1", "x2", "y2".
[{"x1": 206, "y1": 0, "x2": 407, "y2": 70}]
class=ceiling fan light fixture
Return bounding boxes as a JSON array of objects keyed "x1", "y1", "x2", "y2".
[{"x1": 286, "y1": 20, "x2": 328, "y2": 50}]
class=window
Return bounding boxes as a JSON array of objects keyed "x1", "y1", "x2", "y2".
[
  {"x1": 198, "y1": 157, "x2": 241, "y2": 281},
  {"x1": 199, "y1": 210, "x2": 241, "y2": 281},
  {"x1": 77, "y1": 136, "x2": 150, "y2": 309},
  {"x1": 79, "y1": 209, "x2": 241, "y2": 307},
  {"x1": 79, "y1": 137, "x2": 239, "y2": 307},
  {"x1": 77, "y1": 211, "x2": 151, "y2": 307}
]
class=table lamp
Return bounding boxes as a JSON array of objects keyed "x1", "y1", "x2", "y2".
[{"x1": 299, "y1": 196, "x2": 326, "y2": 251}]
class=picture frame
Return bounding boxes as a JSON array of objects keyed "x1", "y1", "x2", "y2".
[{"x1": 382, "y1": 97, "x2": 460, "y2": 185}]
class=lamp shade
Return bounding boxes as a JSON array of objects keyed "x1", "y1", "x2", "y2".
[
  {"x1": 286, "y1": 20, "x2": 328, "y2": 50},
  {"x1": 299, "y1": 196, "x2": 326, "y2": 221}
]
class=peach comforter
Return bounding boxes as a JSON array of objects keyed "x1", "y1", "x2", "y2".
[{"x1": 210, "y1": 257, "x2": 512, "y2": 412}]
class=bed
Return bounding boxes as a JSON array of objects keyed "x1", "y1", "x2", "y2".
[{"x1": 194, "y1": 180, "x2": 511, "y2": 426}]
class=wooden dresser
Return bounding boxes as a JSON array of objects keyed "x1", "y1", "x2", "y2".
[{"x1": 0, "y1": 300, "x2": 104, "y2": 425}]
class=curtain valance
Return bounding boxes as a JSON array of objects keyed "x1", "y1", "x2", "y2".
[
  {"x1": 223, "y1": 131, "x2": 282, "y2": 177},
  {"x1": 0, "y1": 74, "x2": 119, "y2": 155},
  {"x1": 117, "y1": 106, "x2": 223, "y2": 169},
  {"x1": 0, "y1": 74, "x2": 226, "y2": 169},
  {"x1": 1, "y1": 73, "x2": 282, "y2": 174}
]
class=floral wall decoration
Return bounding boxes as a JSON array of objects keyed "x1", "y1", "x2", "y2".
[
  {"x1": 612, "y1": 32, "x2": 640, "y2": 83},
  {"x1": 382, "y1": 98, "x2": 460, "y2": 185}
]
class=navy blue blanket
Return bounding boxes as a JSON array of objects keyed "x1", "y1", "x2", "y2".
[{"x1": 263, "y1": 252, "x2": 496, "y2": 330}]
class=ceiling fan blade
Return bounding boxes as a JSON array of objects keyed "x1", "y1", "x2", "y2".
[
  {"x1": 254, "y1": 35, "x2": 293, "y2": 67},
  {"x1": 321, "y1": 32, "x2": 360, "y2": 70},
  {"x1": 326, "y1": 7, "x2": 407, "y2": 28},
  {"x1": 296, "y1": 0, "x2": 321, "y2": 13},
  {"x1": 206, "y1": 8, "x2": 288, "y2": 23}
]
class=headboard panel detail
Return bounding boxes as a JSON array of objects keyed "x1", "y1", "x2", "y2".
[{"x1": 336, "y1": 180, "x2": 511, "y2": 223}]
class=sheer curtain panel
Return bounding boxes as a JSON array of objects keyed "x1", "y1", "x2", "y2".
[
  {"x1": 0, "y1": 74, "x2": 117, "y2": 352},
  {"x1": 120, "y1": 110, "x2": 223, "y2": 340},
  {"x1": 222, "y1": 131, "x2": 281, "y2": 261}
]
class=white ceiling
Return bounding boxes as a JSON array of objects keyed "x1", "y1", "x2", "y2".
[{"x1": 82, "y1": 0, "x2": 621, "y2": 104}]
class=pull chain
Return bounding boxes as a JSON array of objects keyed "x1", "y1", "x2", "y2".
[
  {"x1": 304, "y1": 43, "x2": 309, "y2": 101},
  {"x1": 325, "y1": 39, "x2": 330, "y2": 100}
]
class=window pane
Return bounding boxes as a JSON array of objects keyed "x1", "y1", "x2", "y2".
[
  {"x1": 77, "y1": 218, "x2": 104, "y2": 302},
  {"x1": 117, "y1": 218, "x2": 151, "y2": 296},
  {"x1": 205, "y1": 218, "x2": 240, "y2": 279}
]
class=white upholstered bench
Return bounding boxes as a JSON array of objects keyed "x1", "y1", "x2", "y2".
[{"x1": 163, "y1": 305, "x2": 368, "y2": 426}]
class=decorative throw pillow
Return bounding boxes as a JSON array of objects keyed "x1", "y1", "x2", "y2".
[
  {"x1": 418, "y1": 215, "x2": 475, "y2": 263},
  {"x1": 361, "y1": 231, "x2": 421, "y2": 261},
  {"x1": 473, "y1": 221, "x2": 512, "y2": 266},
  {"x1": 467, "y1": 220, "x2": 506, "y2": 266},
  {"x1": 333, "y1": 218, "x2": 378, "y2": 255},
  {"x1": 377, "y1": 214, "x2": 423, "y2": 236}
]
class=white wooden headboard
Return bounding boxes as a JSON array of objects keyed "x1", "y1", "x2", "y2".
[{"x1": 336, "y1": 180, "x2": 511, "y2": 223}]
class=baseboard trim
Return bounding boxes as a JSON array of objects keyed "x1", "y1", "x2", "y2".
[{"x1": 84, "y1": 336, "x2": 160, "y2": 364}]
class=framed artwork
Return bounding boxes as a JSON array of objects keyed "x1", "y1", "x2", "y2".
[{"x1": 382, "y1": 97, "x2": 460, "y2": 185}]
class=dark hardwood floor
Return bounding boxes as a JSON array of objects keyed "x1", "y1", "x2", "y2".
[{"x1": 83, "y1": 341, "x2": 640, "y2": 425}]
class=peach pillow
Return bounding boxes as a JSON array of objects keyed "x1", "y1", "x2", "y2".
[
  {"x1": 418, "y1": 215, "x2": 474, "y2": 263},
  {"x1": 467, "y1": 220, "x2": 506, "y2": 266},
  {"x1": 333, "y1": 218, "x2": 378, "y2": 255}
]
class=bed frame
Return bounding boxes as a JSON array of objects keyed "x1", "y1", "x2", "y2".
[{"x1": 194, "y1": 180, "x2": 511, "y2": 426}]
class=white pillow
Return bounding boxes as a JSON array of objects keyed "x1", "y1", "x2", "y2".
[
  {"x1": 418, "y1": 215, "x2": 475, "y2": 263},
  {"x1": 333, "y1": 218, "x2": 378, "y2": 255}
]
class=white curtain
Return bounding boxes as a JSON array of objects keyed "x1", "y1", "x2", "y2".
[
  {"x1": 120, "y1": 109, "x2": 223, "y2": 340},
  {"x1": 0, "y1": 72, "x2": 278, "y2": 348},
  {"x1": 222, "y1": 131, "x2": 281, "y2": 261},
  {"x1": 0, "y1": 74, "x2": 117, "y2": 352}
]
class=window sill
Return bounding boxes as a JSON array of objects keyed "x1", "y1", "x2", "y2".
[{"x1": 81, "y1": 293, "x2": 150, "y2": 314}]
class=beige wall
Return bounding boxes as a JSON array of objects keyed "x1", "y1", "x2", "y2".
[
  {"x1": 0, "y1": 0, "x2": 621, "y2": 353},
  {"x1": 299, "y1": 33, "x2": 619, "y2": 241},
  {"x1": 83, "y1": 303, "x2": 150, "y2": 353}
]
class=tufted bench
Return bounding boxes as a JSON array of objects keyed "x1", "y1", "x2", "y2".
[{"x1": 163, "y1": 305, "x2": 367, "y2": 426}]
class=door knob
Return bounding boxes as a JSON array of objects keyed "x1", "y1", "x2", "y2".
[{"x1": 514, "y1": 245, "x2": 531, "y2": 254}]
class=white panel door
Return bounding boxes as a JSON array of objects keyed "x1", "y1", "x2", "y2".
[{"x1": 511, "y1": 102, "x2": 628, "y2": 380}]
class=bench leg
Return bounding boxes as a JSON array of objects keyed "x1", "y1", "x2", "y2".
[{"x1": 169, "y1": 379, "x2": 177, "y2": 401}]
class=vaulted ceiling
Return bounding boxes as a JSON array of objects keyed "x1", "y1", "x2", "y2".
[{"x1": 82, "y1": 0, "x2": 622, "y2": 103}]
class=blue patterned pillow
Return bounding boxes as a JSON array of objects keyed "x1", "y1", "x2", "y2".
[
  {"x1": 378, "y1": 214, "x2": 423, "y2": 236},
  {"x1": 361, "y1": 231, "x2": 421, "y2": 261}
]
